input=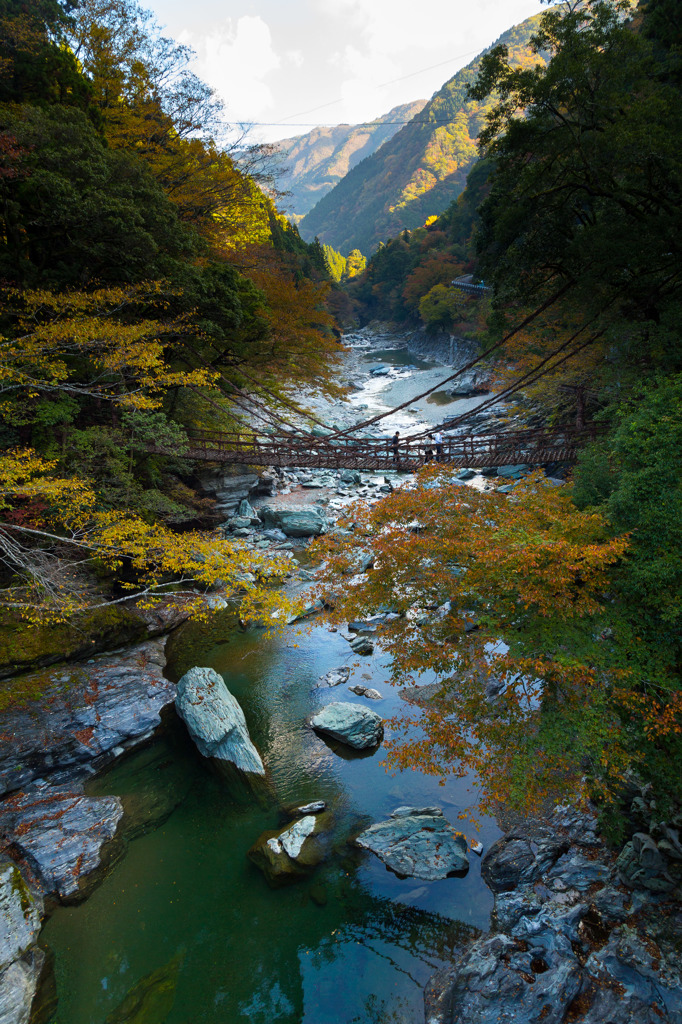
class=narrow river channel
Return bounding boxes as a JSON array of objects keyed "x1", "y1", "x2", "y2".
[{"x1": 41, "y1": 334, "x2": 503, "y2": 1024}]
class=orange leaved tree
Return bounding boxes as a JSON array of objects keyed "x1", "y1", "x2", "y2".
[{"x1": 312, "y1": 469, "x2": 631, "y2": 816}]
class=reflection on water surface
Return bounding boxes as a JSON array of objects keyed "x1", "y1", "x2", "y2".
[{"x1": 43, "y1": 616, "x2": 500, "y2": 1024}]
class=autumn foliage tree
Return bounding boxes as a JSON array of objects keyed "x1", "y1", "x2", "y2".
[
  {"x1": 0, "y1": 0, "x2": 339, "y2": 624},
  {"x1": 312, "y1": 471, "x2": 637, "y2": 816}
]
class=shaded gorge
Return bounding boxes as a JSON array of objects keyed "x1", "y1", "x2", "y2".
[{"x1": 40, "y1": 613, "x2": 502, "y2": 1024}]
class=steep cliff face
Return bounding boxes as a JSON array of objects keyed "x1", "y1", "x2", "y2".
[
  {"x1": 299, "y1": 13, "x2": 545, "y2": 254},
  {"x1": 274, "y1": 100, "x2": 427, "y2": 220}
]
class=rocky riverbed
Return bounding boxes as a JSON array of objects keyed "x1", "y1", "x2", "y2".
[{"x1": 0, "y1": 328, "x2": 679, "y2": 1024}]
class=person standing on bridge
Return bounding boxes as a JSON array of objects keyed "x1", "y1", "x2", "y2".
[
  {"x1": 433, "y1": 429, "x2": 444, "y2": 462},
  {"x1": 391, "y1": 430, "x2": 401, "y2": 469}
]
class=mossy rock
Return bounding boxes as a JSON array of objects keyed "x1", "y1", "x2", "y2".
[
  {"x1": 248, "y1": 811, "x2": 334, "y2": 887},
  {"x1": 0, "y1": 607, "x2": 150, "y2": 682},
  {"x1": 104, "y1": 951, "x2": 184, "y2": 1024}
]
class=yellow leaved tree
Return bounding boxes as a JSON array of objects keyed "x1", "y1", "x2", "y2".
[{"x1": 0, "y1": 286, "x2": 295, "y2": 624}]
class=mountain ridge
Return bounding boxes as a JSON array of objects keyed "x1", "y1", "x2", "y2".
[
  {"x1": 299, "y1": 13, "x2": 546, "y2": 254},
  {"x1": 273, "y1": 100, "x2": 428, "y2": 221}
]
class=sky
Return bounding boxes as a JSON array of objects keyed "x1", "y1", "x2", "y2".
[{"x1": 144, "y1": 0, "x2": 546, "y2": 144}]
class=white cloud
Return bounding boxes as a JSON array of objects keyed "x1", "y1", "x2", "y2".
[
  {"x1": 308, "y1": 0, "x2": 544, "y2": 132},
  {"x1": 199, "y1": 15, "x2": 281, "y2": 120},
  {"x1": 147, "y1": 0, "x2": 545, "y2": 142},
  {"x1": 316, "y1": 0, "x2": 541, "y2": 58}
]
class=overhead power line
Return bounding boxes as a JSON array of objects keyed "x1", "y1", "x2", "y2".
[
  {"x1": 242, "y1": 119, "x2": 463, "y2": 128},
  {"x1": 236, "y1": 46, "x2": 482, "y2": 128}
]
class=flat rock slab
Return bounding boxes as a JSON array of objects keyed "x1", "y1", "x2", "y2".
[
  {"x1": 355, "y1": 811, "x2": 469, "y2": 880},
  {"x1": 310, "y1": 702, "x2": 383, "y2": 750},
  {"x1": 175, "y1": 667, "x2": 264, "y2": 776},
  {"x1": 0, "y1": 640, "x2": 172, "y2": 797},
  {"x1": 0, "y1": 788, "x2": 123, "y2": 901}
]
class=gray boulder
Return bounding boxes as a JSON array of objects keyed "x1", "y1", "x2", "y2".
[
  {"x1": 349, "y1": 635, "x2": 374, "y2": 656},
  {"x1": 175, "y1": 667, "x2": 264, "y2": 775},
  {"x1": 259, "y1": 504, "x2": 327, "y2": 538},
  {"x1": 446, "y1": 373, "x2": 489, "y2": 398},
  {"x1": 316, "y1": 667, "x2": 350, "y2": 689},
  {"x1": 223, "y1": 515, "x2": 253, "y2": 531},
  {"x1": 0, "y1": 788, "x2": 123, "y2": 901},
  {"x1": 339, "y1": 470, "x2": 361, "y2": 485},
  {"x1": 496, "y1": 463, "x2": 531, "y2": 479},
  {"x1": 348, "y1": 684, "x2": 382, "y2": 700},
  {"x1": 481, "y1": 826, "x2": 568, "y2": 893},
  {"x1": 0, "y1": 640, "x2": 173, "y2": 797},
  {"x1": 355, "y1": 809, "x2": 469, "y2": 880},
  {"x1": 310, "y1": 702, "x2": 383, "y2": 749}
]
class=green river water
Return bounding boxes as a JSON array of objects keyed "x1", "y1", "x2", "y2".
[{"x1": 41, "y1": 588, "x2": 501, "y2": 1024}]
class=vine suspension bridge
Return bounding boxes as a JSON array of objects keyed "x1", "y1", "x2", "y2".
[
  {"x1": 169, "y1": 424, "x2": 602, "y2": 472},
  {"x1": 155, "y1": 292, "x2": 606, "y2": 472}
]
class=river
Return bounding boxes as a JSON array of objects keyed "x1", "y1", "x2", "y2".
[{"x1": 41, "y1": 333, "x2": 503, "y2": 1024}]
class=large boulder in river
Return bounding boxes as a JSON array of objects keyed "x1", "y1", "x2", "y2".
[
  {"x1": 175, "y1": 667, "x2": 264, "y2": 776},
  {"x1": 258, "y1": 504, "x2": 327, "y2": 538},
  {"x1": 310, "y1": 702, "x2": 383, "y2": 749},
  {"x1": 248, "y1": 810, "x2": 334, "y2": 886},
  {"x1": 355, "y1": 807, "x2": 469, "y2": 880}
]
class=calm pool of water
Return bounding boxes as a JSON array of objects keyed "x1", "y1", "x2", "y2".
[{"x1": 42, "y1": 614, "x2": 501, "y2": 1024}]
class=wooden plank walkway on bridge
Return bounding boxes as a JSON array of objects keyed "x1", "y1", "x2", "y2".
[{"x1": 150, "y1": 425, "x2": 603, "y2": 472}]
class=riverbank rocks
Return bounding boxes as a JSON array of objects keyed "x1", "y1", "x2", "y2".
[
  {"x1": 0, "y1": 862, "x2": 42, "y2": 969},
  {"x1": 0, "y1": 948, "x2": 45, "y2": 1024},
  {"x1": 316, "y1": 667, "x2": 350, "y2": 688},
  {"x1": 175, "y1": 667, "x2": 264, "y2": 776},
  {"x1": 310, "y1": 702, "x2": 383, "y2": 750},
  {"x1": 259, "y1": 504, "x2": 327, "y2": 538},
  {"x1": 349, "y1": 684, "x2": 382, "y2": 700},
  {"x1": 425, "y1": 804, "x2": 682, "y2": 1024},
  {"x1": 348, "y1": 635, "x2": 374, "y2": 656},
  {"x1": 0, "y1": 640, "x2": 173, "y2": 797},
  {"x1": 0, "y1": 787, "x2": 123, "y2": 902},
  {"x1": 355, "y1": 808, "x2": 469, "y2": 881},
  {"x1": 248, "y1": 810, "x2": 334, "y2": 886}
]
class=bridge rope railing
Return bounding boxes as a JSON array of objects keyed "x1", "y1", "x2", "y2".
[{"x1": 165, "y1": 423, "x2": 607, "y2": 470}]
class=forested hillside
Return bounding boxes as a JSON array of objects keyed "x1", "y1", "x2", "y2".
[
  {"x1": 273, "y1": 100, "x2": 427, "y2": 219},
  {"x1": 300, "y1": 13, "x2": 546, "y2": 255},
  {"x1": 0, "y1": 0, "x2": 340, "y2": 627},
  {"x1": 321, "y1": 0, "x2": 682, "y2": 819}
]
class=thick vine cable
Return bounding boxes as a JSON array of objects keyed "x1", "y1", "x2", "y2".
[{"x1": 403, "y1": 315, "x2": 606, "y2": 442}]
